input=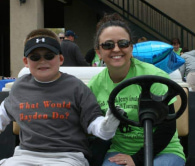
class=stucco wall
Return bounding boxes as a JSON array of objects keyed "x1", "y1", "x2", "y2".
[
  {"x1": 145, "y1": 0, "x2": 195, "y2": 32},
  {"x1": 10, "y1": 0, "x2": 44, "y2": 77}
]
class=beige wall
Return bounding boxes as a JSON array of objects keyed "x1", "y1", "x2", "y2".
[
  {"x1": 145, "y1": 0, "x2": 195, "y2": 32},
  {"x1": 10, "y1": 0, "x2": 44, "y2": 77}
]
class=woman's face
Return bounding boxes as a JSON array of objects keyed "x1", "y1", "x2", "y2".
[{"x1": 96, "y1": 26, "x2": 133, "y2": 70}]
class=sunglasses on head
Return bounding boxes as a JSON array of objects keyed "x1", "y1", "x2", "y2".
[
  {"x1": 28, "y1": 53, "x2": 56, "y2": 61},
  {"x1": 99, "y1": 39, "x2": 131, "y2": 50},
  {"x1": 59, "y1": 37, "x2": 64, "y2": 40}
]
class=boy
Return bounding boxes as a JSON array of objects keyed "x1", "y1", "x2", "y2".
[
  {"x1": 171, "y1": 38, "x2": 182, "y2": 55},
  {"x1": 0, "y1": 29, "x2": 120, "y2": 166}
]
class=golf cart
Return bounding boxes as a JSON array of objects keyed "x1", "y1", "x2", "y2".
[{"x1": 0, "y1": 67, "x2": 194, "y2": 166}]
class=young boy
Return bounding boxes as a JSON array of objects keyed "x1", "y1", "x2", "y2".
[
  {"x1": 0, "y1": 29, "x2": 120, "y2": 166},
  {"x1": 171, "y1": 38, "x2": 182, "y2": 55}
]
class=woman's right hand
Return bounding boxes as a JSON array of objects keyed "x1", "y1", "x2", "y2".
[{"x1": 108, "y1": 153, "x2": 135, "y2": 166}]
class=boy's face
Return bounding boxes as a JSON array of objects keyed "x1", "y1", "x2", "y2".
[
  {"x1": 172, "y1": 42, "x2": 180, "y2": 52},
  {"x1": 23, "y1": 47, "x2": 64, "y2": 82}
]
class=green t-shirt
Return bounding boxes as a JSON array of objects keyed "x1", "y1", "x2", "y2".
[
  {"x1": 174, "y1": 48, "x2": 182, "y2": 56},
  {"x1": 92, "y1": 53, "x2": 101, "y2": 67},
  {"x1": 88, "y1": 58, "x2": 185, "y2": 160}
]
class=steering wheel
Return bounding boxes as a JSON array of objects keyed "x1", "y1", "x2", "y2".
[{"x1": 108, "y1": 75, "x2": 187, "y2": 127}]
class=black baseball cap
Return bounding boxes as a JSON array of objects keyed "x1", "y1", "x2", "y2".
[
  {"x1": 24, "y1": 36, "x2": 61, "y2": 57},
  {"x1": 65, "y1": 30, "x2": 78, "y2": 39}
]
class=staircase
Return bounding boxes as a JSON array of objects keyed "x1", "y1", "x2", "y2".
[{"x1": 81, "y1": 0, "x2": 195, "y2": 50}]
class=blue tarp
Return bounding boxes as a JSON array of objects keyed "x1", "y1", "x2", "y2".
[{"x1": 0, "y1": 79, "x2": 15, "y2": 91}]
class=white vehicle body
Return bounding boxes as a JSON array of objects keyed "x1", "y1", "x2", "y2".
[{"x1": 17, "y1": 67, "x2": 189, "y2": 88}]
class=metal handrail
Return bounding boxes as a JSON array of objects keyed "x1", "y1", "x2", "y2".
[{"x1": 99, "y1": 0, "x2": 195, "y2": 50}]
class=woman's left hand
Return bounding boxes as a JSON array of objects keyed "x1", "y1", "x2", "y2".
[{"x1": 108, "y1": 153, "x2": 135, "y2": 166}]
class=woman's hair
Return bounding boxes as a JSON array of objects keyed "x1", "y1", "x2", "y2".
[
  {"x1": 137, "y1": 37, "x2": 147, "y2": 43},
  {"x1": 94, "y1": 13, "x2": 132, "y2": 49},
  {"x1": 24, "y1": 28, "x2": 60, "y2": 46}
]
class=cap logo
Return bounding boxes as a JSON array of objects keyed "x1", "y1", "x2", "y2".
[{"x1": 36, "y1": 38, "x2": 45, "y2": 43}]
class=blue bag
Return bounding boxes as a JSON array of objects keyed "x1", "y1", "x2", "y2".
[
  {"x1": 155, "y1": 51, "x2": 185, "y2": 74},
  {"x1": 132, "y1": 41, "x2": 185, "y2": 73},
  {"x1": 133, "y1": 41, "x2": 173, "y2": 64}
]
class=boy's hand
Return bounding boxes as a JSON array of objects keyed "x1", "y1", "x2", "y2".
[{"x1": 100, "y1": 106, "x2": 124, "y2": 133}]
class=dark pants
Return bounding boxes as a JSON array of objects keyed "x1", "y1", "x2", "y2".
[{"x1": 88, "y1": 136, "x2": 111, "y2": 166}]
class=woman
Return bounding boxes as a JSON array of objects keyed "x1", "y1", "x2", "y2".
[{"x1": 88, "y1": 13, "x2": 185, "y2": 166}]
